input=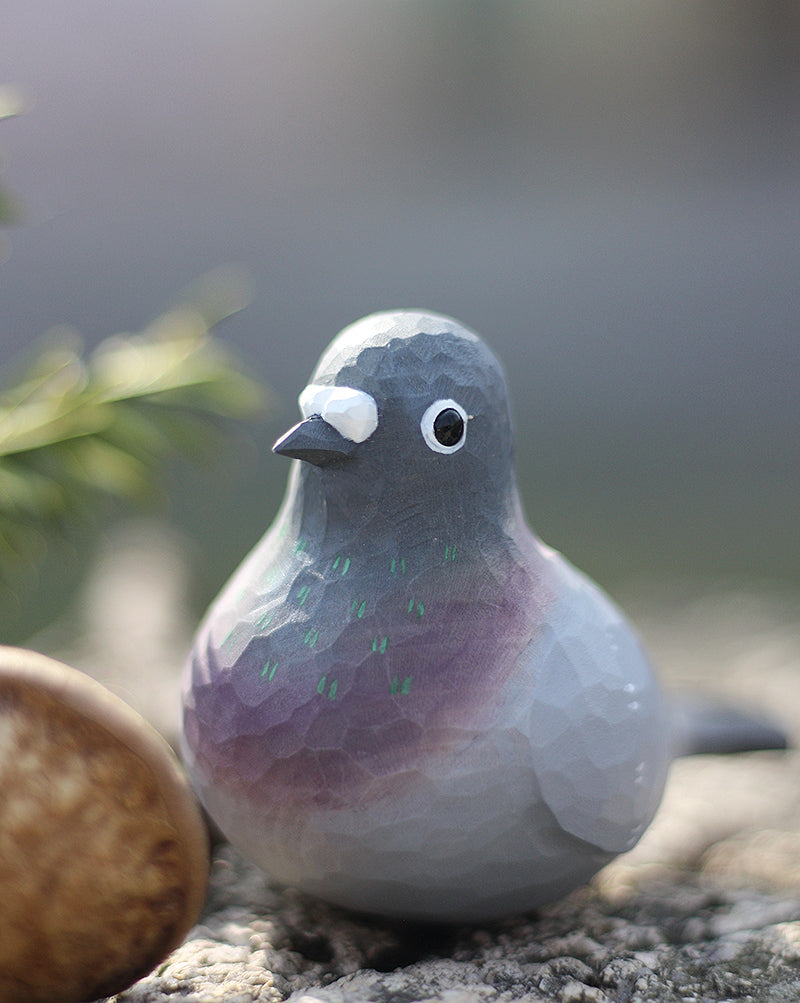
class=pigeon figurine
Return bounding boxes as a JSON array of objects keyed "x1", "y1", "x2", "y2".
[{"x1": 182, "y1": 310, "x2": 784, "y2": 922}]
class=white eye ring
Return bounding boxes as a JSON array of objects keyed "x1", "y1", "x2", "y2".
[
  {"x1": 298, "y1": 384, "x2": 378, "y2": 443},
  {"x1": 420, "y1": 399, "x2": 468, "y2": 454}
]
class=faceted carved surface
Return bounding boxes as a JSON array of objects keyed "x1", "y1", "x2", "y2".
[
  {"x1": 183, "y1": 311, "x2": 672, "y2": 920},
  {"x1": 299, "y1": 385, "x2": 378, "y2": 443}
]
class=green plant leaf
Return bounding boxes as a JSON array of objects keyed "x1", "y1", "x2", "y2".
[{"x1": 0, "y1": 271, "x2": 268, "y2": 598}]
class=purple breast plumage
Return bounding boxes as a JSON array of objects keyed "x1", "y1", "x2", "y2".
[{"x1": 186, "y1": 506, "x2": 548, "y2": 813}]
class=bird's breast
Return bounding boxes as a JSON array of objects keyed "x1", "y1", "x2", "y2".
[{"x1": 183, "y1": 538, "x2": 548, "y2": 813}]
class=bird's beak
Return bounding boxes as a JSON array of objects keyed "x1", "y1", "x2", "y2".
[{"x1": 273, "y1": 415, "x2": 357, "y2": 467}]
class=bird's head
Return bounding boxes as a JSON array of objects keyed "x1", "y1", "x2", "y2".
[{"x1": 273, "y1": 310, "x2": 518, "y2": 524}]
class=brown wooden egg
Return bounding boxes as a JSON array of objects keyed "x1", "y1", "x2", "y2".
[{"x1": 0, "y1": 646, "x2": 209, "y2": 1003}]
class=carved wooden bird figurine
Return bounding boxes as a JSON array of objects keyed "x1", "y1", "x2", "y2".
[{"x1": 182, "y1": 310, "x2": 784, "y2": 921}]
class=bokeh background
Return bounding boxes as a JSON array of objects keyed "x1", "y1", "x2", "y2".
[{"x1": 2, "y1": 1, "x2": 798, "y2": 644}]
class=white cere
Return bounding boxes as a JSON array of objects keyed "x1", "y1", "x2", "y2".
[
  {"x1": 298, "y1": 384, "x2": 379, "y2": 443},
  {"x1": 420, "y1": 399, "x2": 469, "y2": 454}
]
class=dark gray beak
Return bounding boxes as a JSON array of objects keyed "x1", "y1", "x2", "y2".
[{"x1": 273, "y1": 416, "x2": 356, "y2": 467}]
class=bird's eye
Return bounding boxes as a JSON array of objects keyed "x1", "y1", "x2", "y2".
[
  {"x1": 420, "y1": 399, "x2": 468, "y2": 454},
  {"x1": 433, "y1": 408, "x2": 464, "y2": 446}
]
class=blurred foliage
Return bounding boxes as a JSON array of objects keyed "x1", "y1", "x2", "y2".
[
  {"x1": 0, "y1": 84, "x2": 25, "y2": 227},
  {"x1": 0, "y1": 272, "x2": 267, "y2": 609}
]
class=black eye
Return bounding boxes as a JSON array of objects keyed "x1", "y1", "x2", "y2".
[
  {"x1": 420, "y1": 398, "x2": 469, "y2": 454},
  {"x1": 433, "y1": 408, "x2": 464, "y2": 446}
]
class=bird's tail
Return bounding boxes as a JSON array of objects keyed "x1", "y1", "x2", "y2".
[{"x1": 669, "y1": 696, "x2": 788, "y2": 758}]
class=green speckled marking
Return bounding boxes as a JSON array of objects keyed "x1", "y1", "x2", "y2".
[
  {"x1": 390, "y1": 675, "x2": 412, "y2": 695},
  {"x1": 303, "y1": 628, "x2": 319, "y2": 648},
  {"x1": 333, "y1": 555, "x2": 341, "y2": 570},
  {"x1": 392, "y1": 557, "x2": 406, "y2": 574},
  {"x1": 256, "y1": 610, "x2": 274, "y2": 630},
  {"x1": 407, "y1": 598, "x2": 415, "y2": 613},
  {"x1": 220, "y1": 626, "x2": 236, "y2": 649},
  {"x1": 444, "y1": 545, "x2": 457, "y2": 562},
  {"x1": 401, "y1": 676, "x2": 412, "y2": 694},
  {"x1": 401, "y1": 558, "x2": 406, "y2": 573},
  {"x1": 341, "y1": 557, "x2": 351, "y2": 576},
  {"x1": 261, "y1": 660, "x2": 277, "y2": 680},
  {"x1": 407, "y1": 598, "x2": 425, "y2": 618},
  {"x1": 372, "y1": 635, "x2": 389, "y2": 654},
  {"x1": 294, "y1": 537, "x2": 307, "y2": 555},
  {"x1": 297, "y1": 585, "x2": 311, "y2": 606},
  {"x1": 328, "y1": 679, "x2": 338, "y2": 700},
  {"x1": 317, "y1": 675, "x2": 327, "y2": 695},
  {"x1": 348, "y1": 596, "x2": 367, "y2": 617}
]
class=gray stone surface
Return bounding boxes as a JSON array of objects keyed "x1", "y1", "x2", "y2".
[
  {"x1": 42, "y1": 525, "x2": 800, "y2": 1002},
  {"x1": 110, "y1": 743, "x2": 800, "y2": 1003},
  {"x1": 112, "y1": 827, "x2": 800, "y2": 1003}
]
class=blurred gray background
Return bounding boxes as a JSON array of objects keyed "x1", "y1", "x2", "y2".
[{"x1": 2, "y1": 1, "x2": 798, "y2": 642}]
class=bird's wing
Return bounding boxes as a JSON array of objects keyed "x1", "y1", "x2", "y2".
[{"x1": 525, "y1": 566, "x2": 671, "y2": 854}]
